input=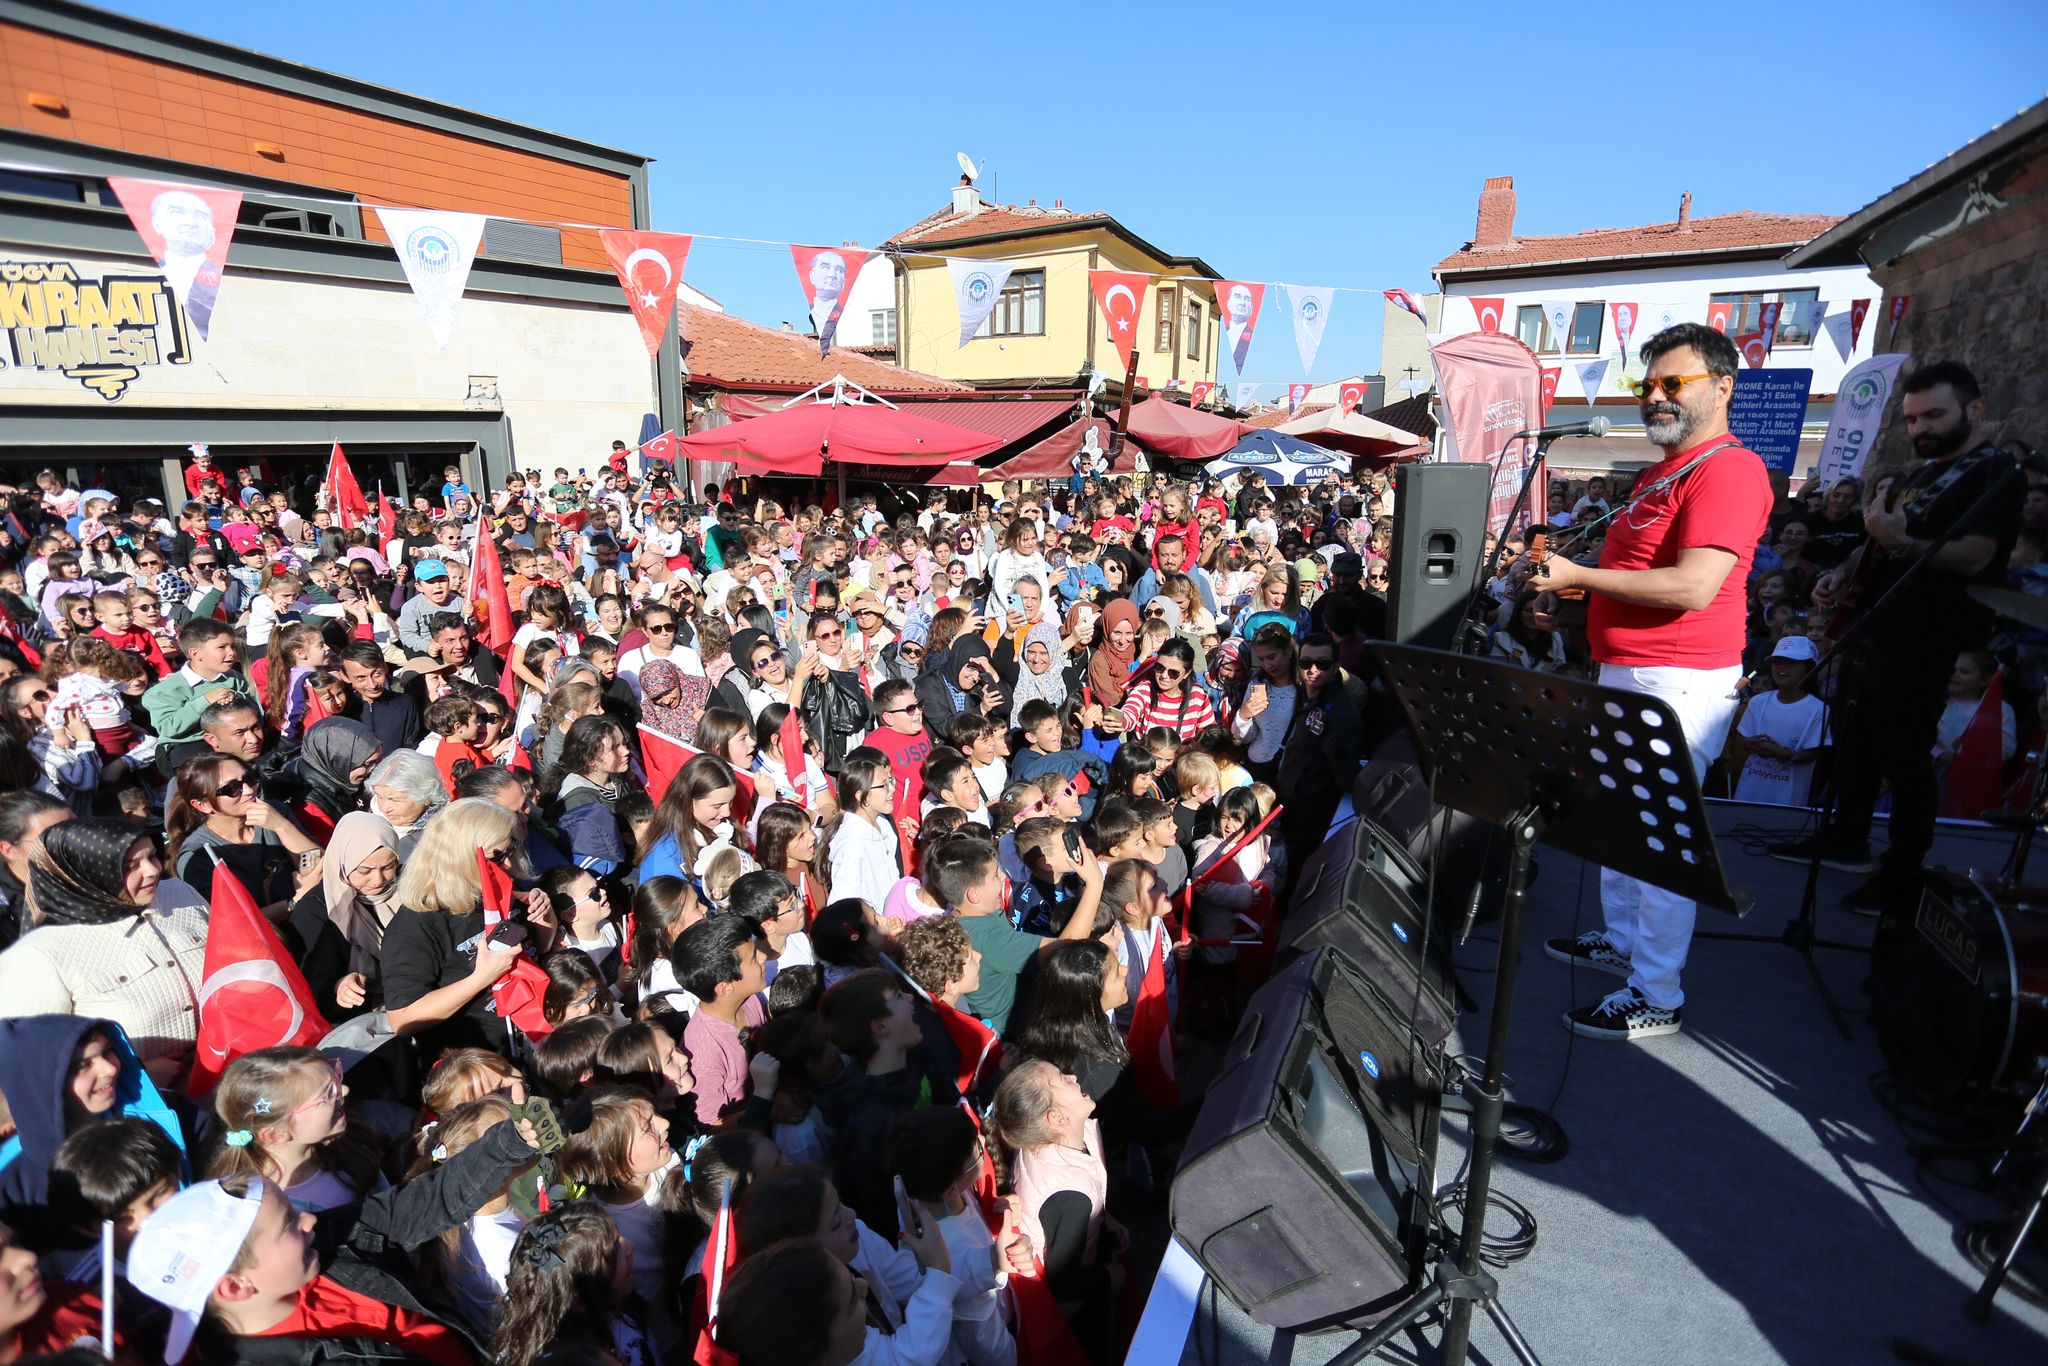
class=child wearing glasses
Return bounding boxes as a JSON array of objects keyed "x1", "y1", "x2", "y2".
[{"x1": 205, "y1": 1046, "x2": 382, "y2": 1215}]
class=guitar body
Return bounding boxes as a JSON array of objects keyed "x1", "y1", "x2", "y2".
[
  {"x1": 1527, "y1": 528, "x2": 1587, "y2": 600},
  {"x1": 1825, "y1": 478, "x2": 1906, "y2": 641}
]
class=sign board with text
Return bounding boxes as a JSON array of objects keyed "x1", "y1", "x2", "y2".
[{"x1": 1729, "y1": 368, "x2": 1813, "y2": 474}]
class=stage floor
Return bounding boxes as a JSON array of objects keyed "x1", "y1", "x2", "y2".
[{"x1": 1153, "y1": 802, "x2": 2048, "y2": 1365}]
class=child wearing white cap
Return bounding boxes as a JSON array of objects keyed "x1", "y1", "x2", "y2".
[{"x1": 1732, "y1": 634, "x2": 1828, "y2": 808}]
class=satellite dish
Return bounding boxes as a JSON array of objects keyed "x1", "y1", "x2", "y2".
[{"x1": 955, "y1": 151, "x2": 978, "y2": 180}]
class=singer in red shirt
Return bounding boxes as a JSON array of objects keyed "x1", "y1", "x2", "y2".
[{"x1": 1530, "y1": 324, "x2": 1771, "y2": 1044}]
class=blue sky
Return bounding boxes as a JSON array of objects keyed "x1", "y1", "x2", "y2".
[{"x1": 106, "y1": 0, "x2": 2047, "y2": 388}]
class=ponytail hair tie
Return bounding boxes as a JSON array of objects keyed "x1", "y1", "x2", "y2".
[
  {"x1": 431, "y1": 1144, "x2": 449, "y2": 1163},
  {"x1": 224, "y1": 1129, "x2": 254, "y2": 1148}
]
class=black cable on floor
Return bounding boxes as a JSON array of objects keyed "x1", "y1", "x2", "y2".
[{"x1": 1430, "y1": 1184, "x2": 1540, "y2": 1268}]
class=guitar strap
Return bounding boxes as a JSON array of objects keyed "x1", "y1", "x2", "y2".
[{"x1": 1547, "y1": 435, "x2": 1751, "y2": 550}]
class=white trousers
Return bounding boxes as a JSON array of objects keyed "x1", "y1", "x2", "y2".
[{"x1": 1595, "y1": 661, "x2": 1743, "y2": 1009}]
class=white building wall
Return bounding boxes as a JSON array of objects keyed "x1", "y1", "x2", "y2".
[{"x1": 830, "y1": 256, "x2": 899, "y2": 349}]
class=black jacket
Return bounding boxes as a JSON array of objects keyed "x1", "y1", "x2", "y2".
[
  {"x1": 798, "y1": 666, "x2": 873, "y2": 776},
  {"x1": 811, "y1": 1061, "x2": 927, "y2": 1241}
]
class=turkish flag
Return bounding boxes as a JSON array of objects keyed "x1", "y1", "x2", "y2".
[
  {"x1": 1089, "y1": 270, "x2": 1149, "y2": 351},
  {"x1": 477, "y1": 850, "x2": 555, "y2": 1041},
  {"x1": 1383, "y1": 288, "x2": 1429, "y2": 325},
  {"x1": 1287, "y1": 382, "x2": 1313, "y2": 414},
  {"x1": 690, "y1": 1182, "x2": 740, "y2": 1366},
  {"x1": 1707, "y1": 300, "x2": 1734, "y2": 334},
  {"x1": 188, "y1": 864, "x2": 329, "y2": 1097},
  {"x1": 1888, "y1": 295, "x2": 1912, "y2": 344},
  {"x1": 301, "y1": 680, "x2": 331, "y2": 729},
  {"x1": 1610, "y1": 301, "x2": 1639, "y2": 355},
  {"x1": 1011, "y1": 1256, "x2": 1090, "y2": 1366},
  {"x1": 1191, "y1": 381, "x2": 1215, "y2": 407},
  {"x1": 326, "y1": 443, "x2": 369, "y2": 531},
  {"x1": 1338, "y1": 381, "x2": 1367, "y2": 412},
  {"x1": 790, "y1": 244, "x2": 872, "y2": 353},
  {"x1": 1941, "y1": 670, "x2": 2007, "y2": 820},
  {"x1": 641, "y1": 429, "x2": 678, "y2": 470},
  {"x1": 469, "y1": 523, "x2": 514, "y2": 653},
  {"x1": 1539, "y1": 367, "x2": 1561, "y2": 421},
  {"x1": 376, "y1": 492, "x2": 397, "y2": 545},
  {"x1": 1736, "y1": 332, "x2": 1769, "y2": 368},
  {"x1": 1468, "y1": 297, "x2": 1505, "y2": 333},
  {"x1": 1848, "y1": 298, "x2": 1872, "y2": 350},
  {"x1": 639, "y1": 723, "x2": 698, "y2": 803},
  {"x1": 885, "y1": 955, "x2": 1002, "y2": 1096},
  {"x1": 777, "y1": 707, "x2": 809, "y2": 806},
  {"x1": 506, "y1": 741, "x2": 533, "y2": 774},
  {"x1": 1128, "y1": 925, "x2": 1179, "y2": 1109},
  {"x1": 600, "y1": 229, "x2": 694, "y2": 358}
]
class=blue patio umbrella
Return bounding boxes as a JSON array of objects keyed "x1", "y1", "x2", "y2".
[{"x1": 1204, "y1": 430, "x2": 1346, "y2": 485}]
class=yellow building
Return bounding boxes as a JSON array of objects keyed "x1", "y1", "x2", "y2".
[{"x1": 884, "y1": 180, "x2": 1222, "y2": 392}]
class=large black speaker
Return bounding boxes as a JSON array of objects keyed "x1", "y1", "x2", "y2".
[
  {"x1": 1283, "y1": 834, "x2": 1458, "y2": 1051},
  {"x1": 1351, "y1": 731, "x2": 1514, "y2": 928},
  {"x1": 1170, "y1": 947, "x2": 1444, "y2": 1333},
  {"x1": 1385, "y1": 462, "x2": 1489, "y2": 649}
]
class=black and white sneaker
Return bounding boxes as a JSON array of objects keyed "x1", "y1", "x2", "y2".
[
  {"x1": 1564, "y1": 986, "x2": 1682, "y2": 1041},
  {"x1": 1543, "y1": 931, "x2": 1632, "y2": 978}
]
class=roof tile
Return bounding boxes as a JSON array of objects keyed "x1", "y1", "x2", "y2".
[
  {"x1": 680, "y1": 310, "x2": 966, "y2": 394},
  {"x1": 1434, "y1": 209, "x2": 1841, "y2": 275},
  {"x1": 885, "y1": 196, "x2": 1112, "y2": 248}
]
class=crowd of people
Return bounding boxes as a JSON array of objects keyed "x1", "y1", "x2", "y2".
[{"x1": 0, "y1": 348, "x2": 2024, "y2": 1363}]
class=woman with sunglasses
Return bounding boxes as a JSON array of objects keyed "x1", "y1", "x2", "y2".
[
  {"x1": 1115, "y1": 637, "x2": 1216, "y2": 745},
  {"x1": 166, "y1": 752, "x2": 324, "y2": 913},
  {"x1": 616, "y1": 603, "x2": 701, "y2": 706},
  {"x1": 4, "y1": 674, "x2": 104, "y2": 815}
]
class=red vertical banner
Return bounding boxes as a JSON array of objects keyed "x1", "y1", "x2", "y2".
[
  {"x1": 1213, "y1": 280, "x2": 1267, "y2": 374},
  {"x1": 1432, "y1": 331, "x2": 1546, "y2": 537},
  {"x1": 1127, "y1": 929, "x2": 1179, "y2": 1109},
  {"x1": 600, "y1": 230, "x2": 694, "y2": 358},
  {"x1": 326, "y1": 443, "x2": 369, "y2": 530},
  {"x1": 1707, "y1": 300, "x2": 1734, "y2": 334},
  {"x1": 1887, "y1": 295, "x2": 1912, "y2": 345},
  {"x1": 1539, "y1": 367, "x2": 1561, "y2": 420},
  {"x1": 469, "y1": 522, "x2": 514, "y2": 653},
  {"x1": 1757, "y1": 300, "x2": 1783, "y2": 353},
  {"x1": 1089, "y1": 270, "x2": 1150, "y2": 353},
  {"x1": 1609, "y1": 301, "x2": 1640, "y2": 355},
  {"x1": 790, "y1": 244, "x2": 872, "y2": 354},
  {"x1": 1848, "y1": 298, "x2": 1873, "y2": 350},
  {"x1": 1468, "y1": 297, "x2": 1505, "y2": 333}
]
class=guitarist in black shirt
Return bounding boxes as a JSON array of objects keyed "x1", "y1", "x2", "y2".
[{"x1": 1772, "y1": 362, "x2": 2022, "y2": 911}]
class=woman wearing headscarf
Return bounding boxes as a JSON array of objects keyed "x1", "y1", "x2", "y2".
[
  {"x1": 1080, "y1": 598, "x2": 1141, "y2": 762},
  {"x1": 319, "y1": 810, "x2": 403, "y2": 995},
  {"x1": 1009, "y1": 623, "x2": 1070, "y2": 726},
  {"x1": 294, "y1": 715, "x2": 383, "y2": 844},
  {"x1": 0, "y1": 819, "x2": 209, "y2": 1087},
  {"x1": 637, "y1": 656, "x2": 706, "y2": 741}
]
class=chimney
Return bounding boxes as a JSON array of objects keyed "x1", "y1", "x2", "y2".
[
  {"x1": 1475, "y1": 175, "x2": 1516, "y2": 248},
  {"x1": 1053, "y1": 198, "x2": 1063, "y2": 209},
  {"x1": 1677, "y1": 191, "x2": 1693, "y2": 232},
  {"x1": 952, "y1": 174, "x2": 980, "y2": 217}
]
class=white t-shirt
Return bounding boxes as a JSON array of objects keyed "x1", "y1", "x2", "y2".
[
  {"x1": 1735, "y1": 692, "x2": 1828, "y2": 808},
  {"x1": 448, "y1": 1205, "x2": 526, "y2": 1331}
]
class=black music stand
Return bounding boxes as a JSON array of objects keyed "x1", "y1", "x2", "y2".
[{"x1": 1329, "y1": 645, "x2": 1737, "y2": 1366}]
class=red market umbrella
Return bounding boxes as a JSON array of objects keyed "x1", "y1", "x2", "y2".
[
  {"x1": 674, "y1": 380, "x2": 1005, "y2": 476},
  {"x1": 1123, "y1": 394, "x2": 1250, "y2": 461},
  {"x1": 990, "y1": 416, "x2": 1139, "y2": 481}
]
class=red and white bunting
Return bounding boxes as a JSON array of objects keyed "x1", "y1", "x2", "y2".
[
  {"x1": 106, "y1": 177, "x2": 243, "y2": 342},
  {"x1": 600, "y1": 230, "x2": 694, "y2": 358},
  {"x1": 1089, "y1": 270, "x2": 1150, "y2": 352},
  {"x1": 1468, "y1": 296, "x2": 1505, "y2": 333},
  {"x1": 790, "y1": 244, "x2": 872, "y2": 354}
]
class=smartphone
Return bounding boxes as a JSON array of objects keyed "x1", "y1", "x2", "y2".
[
  {"x1": 296, "y1": 849, "x2": 320, "y2": 874},
  {"x1": 1006, "y1": 592, "x2": 1023, "y2": 614},
  {"x1": 1062, "y1": 826, "x2": 1084, "y2": 863},
  {"x1": 488, "y1": 922, "x2": 527, "y2": 952}
]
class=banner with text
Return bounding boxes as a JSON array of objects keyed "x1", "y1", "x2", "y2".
[
  {"x1": 1433, "y1": 331, "x2": 1546, "y2": 534},
  {"x1": 1729, "y1": 367, "x2": 1814, "y2": 474},
  {"x1": 1814, "y1": 354, "x2": 1908, "y2": 487}
]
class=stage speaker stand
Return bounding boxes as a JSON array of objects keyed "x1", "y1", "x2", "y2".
[{"x1": 1386, "y1": 463, "x2": 1490, "y2": 650}]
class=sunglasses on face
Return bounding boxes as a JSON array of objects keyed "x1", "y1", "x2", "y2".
[
  {"x1": 887, "y1": 702, "x2": 923, "y2": 715},
  {"x1": 814, "y1": 628, "x2": 844, "y2": 642},
  {"x1": 750, "y1": 656, "x2": 776, "y2": 670},
  {"x1": 1155, "y1": 666, "x2": 1187, "y2": 682},
  {"x1": 215, "y1": 775, "x2": 262, "y2": 800},
  {"x1": 646, "y1": 622, "x2": 676, "y2": 634},
  {"x1": 1299, "y1": 657, "x2": 1335, "y2": 672},
  {"x1": 1626, "y1": 372, "x2": 1715, "y2": 400}
]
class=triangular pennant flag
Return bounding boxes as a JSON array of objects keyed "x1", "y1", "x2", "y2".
[
  {"x1": 1576, "y1": 358, "x2": 1610, "y2": 403},
  {"x1": 1823, "y1": 309, "x2": 1855, "y2": 358},
  {"x1": 1540, "y1": 299, "x2": 1574, "y2": 349},
  {"x1": 1642, "y1": 302, "x2": 1683, "y2": 339},
  {"x1": 1088, "y1": 270, "x2": 1150, "y2": 352},
  {"x1": 1287, "y1": 382, "x2": 1313, "y2": 415},
  {"x1": 1338, "y1": 380, "x2": 1367, "y2": 411},
  {"x1": 1706, "y1": 299, "x2": 1734, "y2": 334},
  {"x1": 1758, "y1": 300, "x2": 1783, "y2": 354},
  {"x1": 106, "y1": 177, "x2": 242, "y2": 342},
  {"x1": 790, "y1": 245, "x2": 871, "y2": 354},
  {"x1": 1236, "y1": 382, "x2": 1261, "y2": 409},
  {"x1": 374, "y1": 208, "x2": 486, "y2": 349},
  {"x1": 1736, "y1": 332, "x2": 1770, "y2": 369},
  {"x1": 1469, "y1": 296, "x2": 1505, "y2": 334},
  {"x1": 600, "y1": 230, "x2": 694, "y2": 358},
  {"x1": 1282, "y1": 284, "x2": 1335, "y2": 372},
  {"x1": 948, "y1": 258, "x2": 1015, "y2": 348},
  {"x1": 1128, "y1": 925, "x2": 1179, "y2": 1109},
  {"x1": 1384, "y1": 287, "x2": 1430, "y2": 326},
  {"x1": 1609, "y1": 301, "x2": 1640, "y2": 356},
  {"x1": 1215, "y1": 280, "x2": 1267, "y2": 374},
  {"x1": 325, "y1": 443, "x2": 369, "y2": 531},
  {"x1": 1191, "y1": 381, "x2": 1216, "y2": 407},
  {"x1": 1539, "y1": 367, "x2": 1561, "y2": 421},
  {"x1": 188, "y1": 862, "x2": 329, "y2": 1097},
  {"x1": 1807, "y1": 300, "x2": 1829, "y2": 349},
  {"x1": 1887, "y1": 295, "x2": 1912, "y2": 345},
  {"x1": 1848, "y1": 299, "x2": 1873, "y2": 351},
  {"x1": 469, "y1": 521, "x2": 514, "y2": 653}
]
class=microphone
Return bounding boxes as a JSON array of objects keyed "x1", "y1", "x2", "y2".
[{"x1": 1514, "y1": 416, "x2": 1611, "y2": 440}]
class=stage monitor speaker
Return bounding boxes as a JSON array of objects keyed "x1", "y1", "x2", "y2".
[
  {"x1": 1386, "y1": 462, "x2": 1489, "y2": 650},
  {"x1": 1352, "y1": 731, "x2": 1514, "y2": 928},
  {"x1": 1170, "y1": 947, "x2": 1444, "y2": 1334}
]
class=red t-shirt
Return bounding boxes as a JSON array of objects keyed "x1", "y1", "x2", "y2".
[
  {"x1": 1585, "y1": 436, "x2": 1772, "y2": 669},
  {"x1": 251, "y1": 1275, "x2": 471, "y2": 1366},
  {"x1": 867, "y1": 724, "x2": 933, "y2": 814}
]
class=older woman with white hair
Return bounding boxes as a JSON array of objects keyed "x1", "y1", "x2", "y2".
[{"x1": 365, "y1": 749, "x2": 445, "y2": 857}]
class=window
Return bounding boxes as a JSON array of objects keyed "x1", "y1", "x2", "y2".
[
  {"x1": 238, "y1": 200, "x2": 345, "y2": 237},
  {"x1": 1709, "y1": 288, "x2": 1821, "y2": 346},
  {"x1": 1185, "y1": 297, "x2": 1202, "y2": 360},
  {"x1": 0, "y1": 169, "x2": 89, "y2": 202},
  {"x1": 1567, "y1": 302, "x2": 1604, "y2": 355},
  {"x1": 1156, "y1": 287, "x2": 1176, "y2": 351},
  {"x1": 984, "y1": 269, "x2": 1044, "y2": 337},
  {"x1": 870, "y1": 309, "x2": 898, "y2": 345},
  {"x1": 1515, "y1": 305, "x2": 1556, "y2": 354}
]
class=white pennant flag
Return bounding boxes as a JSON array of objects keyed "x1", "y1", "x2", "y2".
[
  {"x1": 1823, "y1": 309, "x2": 1856, "y2": 358},
  {"x1": 1641, "y1": 301, "x2": 1683, "y2": 337},
  {"x1": 1540, "y1": 298, "x2": 1574, "y2": 349},
  {"x1": 374, "y1": 208, "x2": 486, "y2": 349},
  {"x1": 1236, "y1": 382, "x2": 1261, "y2": 409},
  {"x1": 1806, "y1": 300, "x2": 1830, "y2": 350},
  {"x1": 947, "y1": 258, "x2": 1014, "y2": 349},
  {"x1": 1576, "y1": 358, "x2": 1610, "y2": 403},
  {"x1": 1282, "y1": 285, "x2": 1335, "y2": 373}
]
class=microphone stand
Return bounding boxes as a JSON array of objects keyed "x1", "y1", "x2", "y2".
[{"x1": 1454, "y1": 431, "x2": 1557, "y2": 655}]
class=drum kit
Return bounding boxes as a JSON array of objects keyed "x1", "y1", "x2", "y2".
[{"x1": 1868, "y1": 584, "x2": 2048, "y2": 1317}]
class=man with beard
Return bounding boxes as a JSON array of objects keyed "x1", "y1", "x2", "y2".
[
  {"x1": 1776, "y1": 362, "x2": 2019, "y2": 911},
  {"x1": 1530, "y1": 323, "x2": 1771, "y2": 1042}
]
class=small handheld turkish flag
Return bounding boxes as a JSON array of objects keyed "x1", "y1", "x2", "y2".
[
  {"x1": 189, "y1": 861, "x2": 329, "y2": 1097},
  {"x1": 1128, "y1": 924, "x2": 1179, "y2": 1109},
  {"x1": 326, "y1": 444, "x2": 370, "y2": 531}
]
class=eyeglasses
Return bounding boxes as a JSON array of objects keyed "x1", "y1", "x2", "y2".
[
  {"x1": 22, "y1": 688, "x2": 51, "y2": 704},
  {"x1": 646, "y1": 622, "x2": 676, "y2": 634},
  {"x1": 483, "y1": 846, "x2": 513, "y2": 866},
  {"x1": 1298, "y1": 657, "x2": 1335, "y2": 672},
  {"x1": 215, "y1": 775, "x2": 262, "y2": 800},
  {"x1": 814, "y1": 628, "x2": 844, "y2": 642},
  {"x1": 1626, "y1": 372, "x2": 1715, "y2": 400},
  {"x1": 134, "y1": 601, "x2": 161, "y2": 612},
  {"x1": 283, "y1": 1063, "x2": 345, "y2": 1122},
  {"x1": 137, "y1": 558, "x2": 163, "y2": 568},
  {"x1": 750, "y1": 656, "x2": 776, "y2": 670},
  {"x1": 899, "y1": 647, "x2": 924, "y2": 659}
]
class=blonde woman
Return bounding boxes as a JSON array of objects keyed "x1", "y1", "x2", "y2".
[{"x1": 382, "y1": 798, "x2": 558, "y2": 1052}]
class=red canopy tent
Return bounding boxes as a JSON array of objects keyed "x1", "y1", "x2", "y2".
[
  {"x1": 989, "y1": 416, "x2": 1136, "y2": 481},
  {"x1": 674, "y1": 377, "x2": 1005, "y2": 476},
  {"x1": 1123, "y1": 395, "x2": 1250, "y2": 461}
]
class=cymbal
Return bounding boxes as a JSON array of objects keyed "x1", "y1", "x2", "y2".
[{"x1": 1968, "y1": 585, "x2": 2048, "y2": 633}]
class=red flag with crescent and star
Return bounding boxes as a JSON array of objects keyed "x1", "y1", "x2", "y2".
[
  {"x1": 1191, "y1": 381, "x2": 1216, "y2": 407},
  {"x1": 1707, "y1": 300, "x2": 1734, "y2": 334},
  {"x1": 1128, "y1": 925, "x2": 1179, "y2": 1109},
  {"x1": 1339, "y1": 381, "x2": 1367, "y2": 412},
  {"x1": 639, "y1": 724, "x2": 697, "y2": 804},
  {"x1": 790, "y1": 244, "x2": 872, "y2": 354},
  {"x1": 1737, "y1": 333, "x2": 1769, "y2": 369},
  {"x1": 883, "y1": 955, "x2": 1002, "y2": 1096},
  {"x1": 777, "y1": 707, "x2": 809, "y2": 807},
  {"x1": 1469, "y1": 297, "x2": 1505, "y2": 334},
  {"x1": 640, "y1": 429, "x2": 678, "y2": 470},
  {"x1": 1089, "y1": 270, "x2": 1149, "y2": 351},
  {"x1": 1214, "y1": 279, "x2": 1266, "y2": 374},
  {"x1": 377, "y1": 491, "x2": 398, "y2": 545},
  {"x1": 1539, "y1": 367, "x2": 1562, "y2": 422},
  {"x1": 469, "y1": 522, "x2": 514, "y2": 654},
  {"x1": 1848, "y1": 299, "x2": 1873, "y2": 351},
  {"x1": 600, "y1": 229, "x2": 694, "y2": 358},
  {"x1": 188, "y1": 862, "x2": 329, "y2": 1098},
  {"x1": 326, "y1": 443, "x2": 369, "y2": 531}
]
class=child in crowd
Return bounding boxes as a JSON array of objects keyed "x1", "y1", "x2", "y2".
[
  {"x1": 206, "y1": 1046, "x2": 382, "y2": 1214},
  {"x1": 1733, "y1": 635, "x2": 1829, "y2": 808},
  {"x1": 424, "y1": 693, "x2": 489, "y2": 794},
  {"x1": 554, "y1": 1087, "x2": 679, "y2": 1322},
  {"x1": 676, "y1": 914, "x2": 770, "y2": 1125}
]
